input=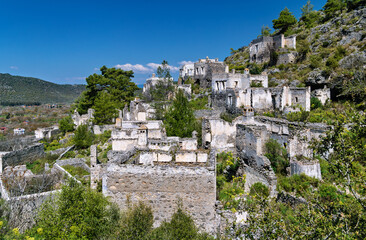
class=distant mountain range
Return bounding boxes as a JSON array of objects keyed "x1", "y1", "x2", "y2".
[{"x1": 0, "y1": 73, "x2": 85, "y2": 105}]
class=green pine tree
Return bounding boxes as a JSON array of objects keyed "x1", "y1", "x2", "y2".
[
  {"x1": 272, "y1": 7, "x2": 297, "y2": 33},
  {"x1": 93, "y1": 91, "x2": 118, "y2": 124},
  {"x1": 164, "y1": 90, "x2": 196, "y2": 138}
]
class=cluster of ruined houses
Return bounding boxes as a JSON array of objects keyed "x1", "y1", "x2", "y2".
[
  {"x1": 71, "y1": 91, "x2": 327, "y2": 232},
  {"x1": 0, "y1": 34, "x2": 331, "y2": 233}
]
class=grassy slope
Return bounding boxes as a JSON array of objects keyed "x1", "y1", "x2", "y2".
[{"x1": 0, "y1": 73, "x2": 85, "y2": 104}]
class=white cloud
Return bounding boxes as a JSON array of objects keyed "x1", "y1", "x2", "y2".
[
  {"x1": 115, "y1": 64, "x2": 152, "y2": 73},
  {"x1": 114, "y1": 62, "x2": 180, "y2": 73},
  {"x1": 93, "y1": 67, "x2": 99, "y2": 71},
  {"x1": 178, "y1": 61, "x2": 194, "y2": 66},
  {"x1": 10, "y1": 66, "x2": 18, "y2": 70}
]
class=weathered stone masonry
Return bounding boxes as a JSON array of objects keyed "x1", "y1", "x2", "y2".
[{"x1": 103, "y1": 164, "x2": 217, "y2": 233}]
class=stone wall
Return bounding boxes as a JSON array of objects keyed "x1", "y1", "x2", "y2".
[
  {"x1": 202, "y1": 117, "x2": 249, "y2": 151},
  {"x1": 93, "y1": 125, "x2": 115, "y2": 135},
  {"x1": 103, "y1": 164, "x2": 217, "y2": 233},
  {"x1": 34, "y1": 126, "x2": 60, "y2": 139},
  {"x1": 177, "y1": 84, "x2": 192, "y2": 97},
  {"x1": 56, "y1": 158, "x2": 90, "y2": 172},
  {"x1": 0, "y1": 136, "x2": 37, "y2": 152},
  {"x1": 277, "y1": 52, "x2": 297, "y2": 65},
  {"x1": 0, "y1": 143, "x2": 45, "y2": 172},
  {"x1": 7, "y1": 190, "x2": 58, "y2": 232},
  {"x1": 312, "y1": 86, "x2": 331, "y2": 105},
  {"x1": 194, "y1": 108, "x2": 224, "y2": 119},
  {"x1": 290, "y1": 160, "x2": 322, "y2": 179},
  {"x1": 236, "y1": 124, "x2": 278, "y2": 196}
]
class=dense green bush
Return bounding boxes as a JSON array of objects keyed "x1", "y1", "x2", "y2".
[
  {"x1": 58, "y1": 116, "x2": 75, "y2": 134},
  {"x1": 150, "y1": 207, "x2": 214, "y2": 240},
  {"x1": 164, "y1": 90, "x2": 196, "y2": 138},
  {"x1": 220, "y1": 112, "x2": 241, "y2": 123},
  {"x1": 216, "y1": 152, "x2": 244, "y2": 209},
  {"x1": 277, "y1": 173, "x2": 319, "y2": 196},
  {"x1": 72, "y1": 124, "x2": 95, "y2": 149},
  {"x1": 31, "y1": 179, "x2": 120, "y2": 239},
  {"x1": 286, "y1": 110, "x2": 310, "y2": 122},
  {"x1": 249, "y1": 182, "x2": 270, "y2": 199},
  {"x1": 250, "y1": 81, "x2": 263, "y2": 87},
  {"x1": 310, "y1": 97, "x2": 323, "y2": 110},
  {"x1": 309, "y1": 55, "x2": 323, "y2": 69},
  {"x1": 189, "y1": 95, "x2": 208, "y2": 110},
  {"x1": 118, "y1": 202, "x2": 154, "y2": 240},
  {"x1": 264, "y1": 139, "x2": 289, "y2": 175}
]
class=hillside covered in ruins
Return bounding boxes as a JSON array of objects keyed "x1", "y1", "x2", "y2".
[{"x1": 225, "y1": 1, "x2": 366, "y2": 109}]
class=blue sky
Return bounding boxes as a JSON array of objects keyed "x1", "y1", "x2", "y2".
[{"x1": 0, "y1": 0, "x2": 326, "y2": 86}]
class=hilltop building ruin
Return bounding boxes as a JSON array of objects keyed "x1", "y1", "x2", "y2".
[{"x1": 249, "y1": 34, "x2": 297, "y2": 64}]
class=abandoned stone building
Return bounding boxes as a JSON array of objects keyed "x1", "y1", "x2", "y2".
[
  {"x1": 210, "y1": 67, "x2": 310, "y2": 113},
  {"x1": 179, "y1": 57, "x2": 228, "y2": 88},
  {"x1": 72, "y1": 108, "x2": 95, "y2": 127},
  {"x1": 249, "y1": 34, "x2": 296, "y2": 64},
  {"x1": 179, "y1": 63, "x2": 194, "y2": 82},
  {"x1": 34, "y1": 126, "x2": 60, "y2": 139},
  {"x1": 142, "y1": 73, "x2": 174, "y2": 97},
  {"x1": 87, "y1": 111, "x2": 217, "y2": 232}
]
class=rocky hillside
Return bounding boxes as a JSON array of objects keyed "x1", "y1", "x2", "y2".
[
  {"x1": 225, "y1": 5, "x2": 366, "y2": 107},
  {"x1": 0, "y1": 73, "x2": 85, "y2": 105}
]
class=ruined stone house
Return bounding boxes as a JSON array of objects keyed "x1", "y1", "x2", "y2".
[
  {"x1": 179, "y1": 57, "x2": 228, "y2": 88},
  {"x1": 249, "y1": 34, "x2": 296, "y2": 64}
]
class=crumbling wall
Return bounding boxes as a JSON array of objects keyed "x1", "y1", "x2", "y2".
[
  {"x1": 177, "y1": 84, "x2": 192, "y2": 97},
  {"x1": 0, "y1": 143, "x2": 45, "y2": 172},
  {"x1": 290, "y1": 160, "x2": 322, "y2": 179},
  {"x1": 103, "y1": 164, "x2": 217, "y2": 233},
  {"x1": 93, "y1": 125, "x2": 114, "y2": 135},
  {"x1": 312, "y1": 87, "x2": 331, "y2": 105},
  {"x1": 202, "y1": 117, "x2": 246, "y2": 151},
  {"x1": 34, "y1": 126, "x2": 60, "y2": 139},
  {"x1": 0, "y1": 137, "x2": 37, "y2": 152},
  {"x1": 277, "y1": 52, "x2": 297, "y2": 65},
  {"x1": 7, "y1": 190, "x2": 58, "y2": 232},
  {"x1": 251, "y1": 88, "x2": 273, "y2": 110},
  {"x1": 236, "y1": 124, "x2": 277, "y2": 196}
]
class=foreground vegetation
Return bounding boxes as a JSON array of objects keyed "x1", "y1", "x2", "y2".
[{"x1": 0, "y1": 179, "x2": 214, "y2": 240}]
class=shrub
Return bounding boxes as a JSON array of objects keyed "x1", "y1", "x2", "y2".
[
  {"x1": 249, "y1": 182, "x2": 270, "y2": 199},
  {"x1": 95, "y1": 130, "x2": 111, "y2": 144},
  {"x1": 150, "y1": 207, "x2": 213, "y2": 240},
  {"x1": 189, "y1": 95, "x2": 208, "y2": 110},
  {"x1": 250, "y1": 81, "x2": 263, "y2": 87},
  {"x1": 118, "y1": 202, "x2": 154, "y2": 240},
  {"x1": 72, "y1": 124, "x2": 95, "y2": 149},
  {"x1": 32, "y1": 179, "x2": 120, "y2": 239},
  {"x1": 220, "y1": 112, "x2": 241, "y2": 123},
  {"x1": 58, "y1": 116, "x2": 75, "y2": 134},
  {"x1": 286, "y1": 110, "x2": 309, "y2": 122},
  {"x1": 277, "y1": 174, "x2": 319, "y2": 196},
  {"x1": 311, "y1": 97, "x2": 323, "y2": 110},
  {"x1": 164, "y1": 90, "x2": 196, "y2": 138},
  {"x1": 326, "y1": 56, "x2": 339, "y2": 68},
  {"x1": 309, "y1": 55, "x2": 322, "y2": 69},
  {"x1": 264, "y1": 139, "x2": 289, "y2": 175}
]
